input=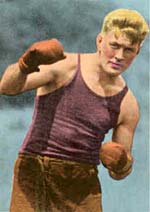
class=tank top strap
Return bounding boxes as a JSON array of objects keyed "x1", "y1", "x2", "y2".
[
  {"x1": 76, "y1": 53, "x2": 83, "y2": 80},
  {"x1": 77, "y1": 53, "x2": 81, "y2": 73},
  {"x1": 62, "y1": 53, "x2": 81, "y2": 88},
  {"x1": 117, "y1": 84, "x2": 128, "y2": 100},
  {"x1": 78, "y1": 53, "x2": 80, "y2": 65}
]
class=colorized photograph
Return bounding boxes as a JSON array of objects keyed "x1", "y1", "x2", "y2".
[{"x1": 0, "y1": 0, "x2": 149, "y2": 211}]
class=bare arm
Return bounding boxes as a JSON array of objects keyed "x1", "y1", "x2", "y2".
[
  {"x1": 0, "y1": 38, "x2": 66, "y2": 95},
  {"x1": 0, "y1": 62, "x2": 57, "y2": 95},
  {"x1": 0, "y1": 53, "x2": 76, "y2": 96},
  {"x1": 112, "y1": 90, "x2": 140, "y2": 153},
  {"x1": 0, "y1": 63, "x2": 32, "y2": 95},
  {"x1": 109, "y1": 90, "x2": 140, "y2": 179}
]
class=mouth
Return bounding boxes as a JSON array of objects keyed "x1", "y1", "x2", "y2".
[{"x1": 108, "y1": 61, "x2": 123, "y2": 69}]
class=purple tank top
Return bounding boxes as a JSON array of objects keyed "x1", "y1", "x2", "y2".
[{"x1": 19, "y1": 54, "x2": 128, "y2": 164}]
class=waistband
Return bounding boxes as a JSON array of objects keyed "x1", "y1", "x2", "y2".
[{"x1": 18, "y1": 152, "x2": 98, "y2": 170}]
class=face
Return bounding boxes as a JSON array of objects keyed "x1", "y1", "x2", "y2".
[{"x1": 97, "y1": 31, "x2": 140, "y2": 76}]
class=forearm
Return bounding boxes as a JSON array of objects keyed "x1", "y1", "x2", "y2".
[
  {"x1": 0, "y1": 63, "x2": 28, "y2": 95},
  {"x1": 0, "y1": 39, "x2": 65, "y2": 95}
]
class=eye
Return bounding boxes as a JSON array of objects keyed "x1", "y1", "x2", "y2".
[
  {"x1": 125, "y1": 48, "x2": 134, "y2": 53},
  {"x1": 109, "y1": 43, "x2": 119, "y2": 49}
]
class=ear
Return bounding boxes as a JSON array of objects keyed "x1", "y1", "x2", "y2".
[
  {"x1": 96, "y1": 33, "x2": 103, "y2": 51},
  {"x1": 136, "y1": 41, "x2": 143, "y2": 55}
]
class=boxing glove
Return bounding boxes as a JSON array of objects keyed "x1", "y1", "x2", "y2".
[
  {"x1": 99, "y1": 141, "x2": 128, "y2": 172},
  {"x1": 18, "y1": 38, "x2": 66, "y2": 74},
  {"x1": 108, "y1": 154, "x2": 133, "y2": 180}
]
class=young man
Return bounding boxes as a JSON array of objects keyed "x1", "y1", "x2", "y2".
[{"x1": 0, "y1": 9, "x2": 149, "y2": 212}]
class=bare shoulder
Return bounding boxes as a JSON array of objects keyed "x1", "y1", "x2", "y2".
[
  {"x1": 39, "y1": 52, "x2": 77, "y2": 74},
  {"x1": 119, "y1": 89, "x2": 140, "y2": 125},
  {"x1": 36, "y1": 53, "x2": 78, "y2": 95}
]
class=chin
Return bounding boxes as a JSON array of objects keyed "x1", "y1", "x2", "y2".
[{"x1": 105, "y1": 68, "x2": 123, "y2": 77}]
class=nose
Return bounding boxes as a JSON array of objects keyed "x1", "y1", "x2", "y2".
[{"x1": 115, "y1": 49, "x2": 124, "y2": 61}]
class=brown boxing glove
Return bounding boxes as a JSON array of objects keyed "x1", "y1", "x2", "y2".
[
  {"x1": 18, "y1": 38, "x2": 66, "y2": 74},
  {"x1": 108, "y1": 154, "x2": 134, "y2": 180},
  {"x1": 99, "y1": 141, "x2": 128, "y2": 172}
]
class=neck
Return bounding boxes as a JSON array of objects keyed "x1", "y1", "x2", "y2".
[{"x1": 93, "y1": 52, "x2": 118, "y2": 86}]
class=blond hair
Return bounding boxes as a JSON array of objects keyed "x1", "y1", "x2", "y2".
[{"x1": 101, "y1": 9, "x2": 149, "y2": 44}]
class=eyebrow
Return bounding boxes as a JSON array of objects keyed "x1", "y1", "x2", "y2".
[{"x1": 109, "y1": 41, "x2": 136, "y2": 50}]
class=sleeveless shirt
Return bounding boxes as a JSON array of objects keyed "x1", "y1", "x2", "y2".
[{"x1": 19, "y1": 54, "x2": 128, "y2": 165}]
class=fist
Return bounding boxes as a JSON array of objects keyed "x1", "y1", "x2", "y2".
[
  {"x1": 99, "y1": 141, "x2": 128, "y2": 172},
  {"x1": 19, "y1": 38, "x2": 66, "y2": 74}
]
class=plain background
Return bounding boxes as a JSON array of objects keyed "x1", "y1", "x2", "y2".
[{"x1": 0, "y1": 0, "x2": 149, "y2": 211}]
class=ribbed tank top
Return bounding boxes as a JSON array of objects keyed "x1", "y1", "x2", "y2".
[{"x1": 19, "y1": 54, "x2": 128, "y2": 165}]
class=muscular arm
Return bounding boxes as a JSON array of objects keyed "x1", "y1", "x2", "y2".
[
  {"x1": 109, "y1": 90, "x2": 140, "y2": 179},
  {"x1": 0, "y1": 63, "x2": 33, "y2": 95},
  {"x1": 112, "y1": 90, "x2": 140, "y2": 153},
  {"x1": 0, "y1": 53, "x2": 76, "y2": 96},
  {"x1": 0, "y1": 62, "x2": 58, "y2": 95},
  {"x1": 0, "y1": 38, "x2": 68, "y2": 95}
]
